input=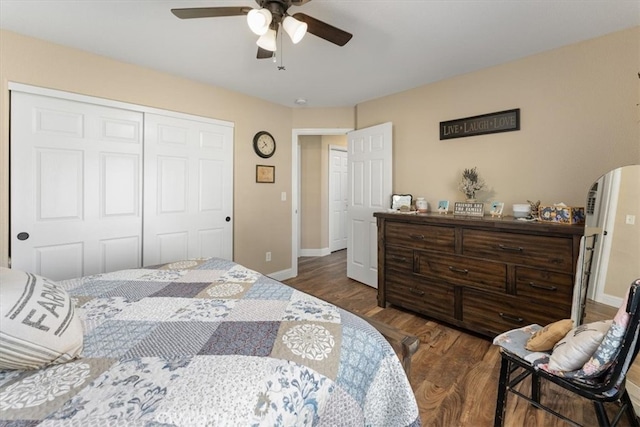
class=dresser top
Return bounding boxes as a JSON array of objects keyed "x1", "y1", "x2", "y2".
[{"x1": 374, "y1": 211, "x2": 584, "y2": 237}]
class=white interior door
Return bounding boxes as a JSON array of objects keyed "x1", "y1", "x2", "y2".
[
  {"x1": 329, "y1": 147, "x2": 348, "y2": 252},
  {"x1": 11, "y1": 92, "x2": 143, "y2": 280},
  {"x1": 143, "y1": 113, "x2": 233, "y2": 265},
  {"x1": 347, "y1": 122, "x2": 393, "y2": 287}
]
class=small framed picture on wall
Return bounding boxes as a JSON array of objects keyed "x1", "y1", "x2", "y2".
[{"x1": 256, "y1": 165, "x2": 275, "y2": 183}]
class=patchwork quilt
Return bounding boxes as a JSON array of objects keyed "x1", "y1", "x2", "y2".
[{"x1": 0, "y1": 258, "x2": 420, "y2": 426}]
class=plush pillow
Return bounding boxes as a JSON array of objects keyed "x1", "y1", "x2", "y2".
[
  {"x1": 576, "y1": 288, "x2": 632, "y2": 378},
  {"x1": 547, "y1": 320, "x2": 612, "y2": 372},
  {"x1": 0, "y1": 267, "x2": 83, "y2": 370},
  {"x1": 526, "y1": 319, "x2": 574, "y2": 352}
]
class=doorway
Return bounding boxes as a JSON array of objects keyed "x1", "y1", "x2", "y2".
[{"x1": 291, "y1": 128, "x2": 352, "y2": 278}]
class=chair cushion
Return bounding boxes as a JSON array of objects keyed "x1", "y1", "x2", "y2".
[
  {"x1": 526, "y1": 319, "x2": 574, "y2": 352},
  {"x1": 547, "y1": 320, "x2": 612, "y2": 372},
  {"x1": 493, "y1": 324, "x2": 549, "y2": 364},
  {"x1": 0, "y1": 268, "x2": 84, "y2": 370}
]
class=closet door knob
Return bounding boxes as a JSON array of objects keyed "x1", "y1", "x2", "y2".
[
  {"x1": 17, "y1": 232, "x2": 30, "y2": 241},
  {"x1": 225, "y1": 217, "x2": 231, "y2": 222}
]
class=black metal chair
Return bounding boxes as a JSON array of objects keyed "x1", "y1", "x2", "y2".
[{"x1": 494, "y1": 279, "x2": 640, "y2": 427}]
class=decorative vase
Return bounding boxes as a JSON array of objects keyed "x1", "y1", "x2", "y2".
[{"x1": 416, "y1": 198, "x2": 428, "y2": 213}]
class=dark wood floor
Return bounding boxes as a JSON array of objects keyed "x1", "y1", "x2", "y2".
[{"x1": 283, "y1": 250, "x2": 636, "y2": 427}]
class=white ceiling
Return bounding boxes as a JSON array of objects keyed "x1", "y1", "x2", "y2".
[{"x1": 1, "y1": 0, "x2": 638, "y2": 108}]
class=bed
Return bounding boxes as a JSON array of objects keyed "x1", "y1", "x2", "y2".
[{"x1": 0, "y1": 257, "x2": 421, "y2": 426}]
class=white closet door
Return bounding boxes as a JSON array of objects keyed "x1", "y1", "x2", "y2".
[
  {"x1": 329, "y1": 148, "x2": 348, "y2": 252},
  {"x1": 143, "y1": 113, "x2": 233, "y2": 265},
  {"x1": 11, "y1": 92, "x2": 143, "y2": 280}
]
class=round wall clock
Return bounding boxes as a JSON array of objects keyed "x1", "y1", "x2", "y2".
[{"x1": 253, "y1": 131, "x2": 276, "y2": 159}]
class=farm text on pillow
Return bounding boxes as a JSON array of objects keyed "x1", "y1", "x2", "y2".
[{"x1": 0, "y1": 267, "x2": 83, "y2": 370}]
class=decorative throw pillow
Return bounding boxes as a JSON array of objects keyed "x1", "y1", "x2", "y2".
[
  {"x1": 0, "y1": 267, "x2": 84, "y2": 370},
  {"x1": 525, "y1": 319, "x2": 574, "y2": 352},
  {"x1": 576, "y1": 286, "x2": 633, "y2": 378},
  {"x1": 547, "y1": 320, "x2": 612, "y2": 372}
]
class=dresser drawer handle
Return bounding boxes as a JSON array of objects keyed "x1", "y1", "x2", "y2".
[
  {"x1": 499, "y1": 313, "x2": 524, "y2": 324},
  {"x1": 528, "y1": 282, "x2": 558, "y2": 291},
  {"x1": 448, "y1": 266, "x2": 469, "y2": 275},
  {"x1": 389, "y1": 255, "x2": 408, "y2": 262},
  {"x1": 498, "y1": 244, "x2": 524, "y2": 252},
  {"x1": 409, "y1": 288, "x2": 425, "y2": 296},
  {"x1": 409, "y1": 234, "x2": 425, "y2": 240}
]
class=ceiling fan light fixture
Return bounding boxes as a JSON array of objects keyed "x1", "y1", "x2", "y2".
[
  {"x1": 256, "y1": 28, "x2": 277, "y2": 52},
  {"x1": 283, "y1": 16, "x2": 307, "y2": 44},
  {"x1": 247, "y1": 8, "x2": 272, "y2": 35}
]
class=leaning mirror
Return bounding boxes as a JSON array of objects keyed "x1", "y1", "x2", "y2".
[{"x1": 577, "y1": 164, "x2": 640, "y2": 323}]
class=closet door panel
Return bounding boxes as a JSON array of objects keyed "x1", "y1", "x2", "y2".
[
  {"x1": 143, "y1": 113, "x2": 233, "y2": 266},
  {"x1": 11, "y1": 92, "x2": 143, "y2": 280},
  {"x1": 99, "y1": 236, "x2": 140, "y2": 273},
  {"x1": 11, "y1": 88, "x2": 234, "y2": 279}
]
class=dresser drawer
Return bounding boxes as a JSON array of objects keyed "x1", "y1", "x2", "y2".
[
  {"x1": 387, "y1": 269, "x2": 455, "y2": 320},
  {"x1": 414, "y1": 251, "x2": 506, "y2": 292},
  {"x1": 385, "y1": 245, "x2": 413, "y2": 271},
  {"x1": 462, "y1": 229, "x2": 574, "y2": 272},
  {"x1": 462, "y1": 289, "x2": 570, "y2": 335},
  {"x1": 515, "y1": 267, "x2": 574, "y2": 309},
  {"x1": 385, "y1": 222, "x2": 455, "y2": 252}
]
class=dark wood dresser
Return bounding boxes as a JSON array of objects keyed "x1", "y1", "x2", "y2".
[{"x1": 374, "y1": 212, "x2": 585, "y2": 337}]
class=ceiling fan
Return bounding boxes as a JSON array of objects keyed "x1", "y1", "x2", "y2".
[{"x1": 171, "y1": 0, "x2": 353, "y2": 59}]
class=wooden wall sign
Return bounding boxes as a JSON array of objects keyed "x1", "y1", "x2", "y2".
[
  {"x1": 440, "y1": 109, "x2": 520, "y2": 140},
  {"x1": 454, "y1": 202, "x2": 485, "y2": 217}
]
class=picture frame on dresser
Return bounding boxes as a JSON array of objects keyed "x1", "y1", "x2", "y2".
[
  {"x1": 437, "y1": 200, "x2": 449, "y2": 214},
  {"x1": 490, "y1": 202, "x2": 504, "y2": 217}
]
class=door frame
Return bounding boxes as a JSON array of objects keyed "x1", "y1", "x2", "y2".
[{"x1": 290, "y1": 128, "x2": 353, "y2": 278}]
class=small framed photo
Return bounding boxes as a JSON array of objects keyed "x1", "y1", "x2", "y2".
[
  {"x1": 256, "y1": 165, "x2": 275, "y2": 183},
  {"x1": 437, "y1": 200, "x2": 449, "y2": 214},
  {"x1": 391, "y1": 194, "x2": 413, "y2": 210},
  {"x1": 490, "y1": 201, "x2": 504, "y2": 218}
]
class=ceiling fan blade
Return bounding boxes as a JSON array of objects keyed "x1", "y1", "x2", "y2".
[
  {"x1": 257, "y1": 47, "x2": 274, "y2": 59},
  {"x1": 292, "y1": 13, "x2": 352, "y2": 46},
  {"x1": 171, "y1": 7, "x2": 251, "y2": 19}
]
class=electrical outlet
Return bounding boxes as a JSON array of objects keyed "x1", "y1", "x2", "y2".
[
  {"x1": 266, "y1": 251, "x2": 271, "y2": 262},
  {"x1": 626, "y1": 214, "x2": 636, "y2": 225}
]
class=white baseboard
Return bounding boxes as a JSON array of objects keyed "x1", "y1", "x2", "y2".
[
  {"x1": 299, "y1": 248, "x2": 331, "y2": 257},
  {"x1": 596, "y1": 292, "x2": 623, "y2": 309},
  {"x1": 267, "y1": 268, "x2": 295, "y2": 282}
]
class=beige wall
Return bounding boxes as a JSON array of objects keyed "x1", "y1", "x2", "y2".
[
  {"x1": 0, "y1": 30, "x2": 353, "y2": 274},
  {"x1": 2, "y1": 27, "x2": 638, "y2": 282},
  {"x1": 293, "y1": 107, "x2": 355, "y2": 129},
  {"x1": 300, "y1": 135, "x2": 323, "y2": 249},
  {"x1": 356, "y1": 27, "x2": 640, "y2": 216}
]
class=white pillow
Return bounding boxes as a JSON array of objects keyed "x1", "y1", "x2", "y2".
[
  {"x1": 0, "y1": 267, "x2": 83, "y2": 370},
  {"x1": 548, "y1": 320, "x2": 612, "y2": 372}
]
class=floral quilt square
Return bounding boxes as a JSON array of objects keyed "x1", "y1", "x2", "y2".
[{"x1": 271, "y1": 321, "x2": 342, "y2": 380}]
